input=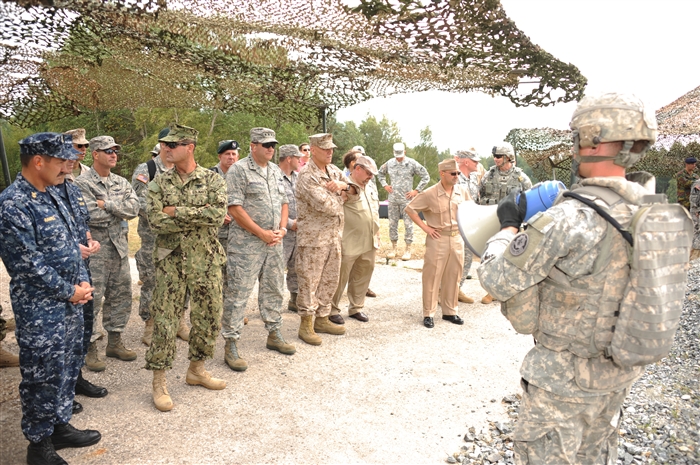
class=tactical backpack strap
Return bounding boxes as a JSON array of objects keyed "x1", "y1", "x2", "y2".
[
  {"x1": 147, "y1": 159, "x2": 157, "y2": 181},
  {"x1": 563, "y1": 191, "x2": 633, "y2": 246}
]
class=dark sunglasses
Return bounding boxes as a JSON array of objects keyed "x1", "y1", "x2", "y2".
[
  {"x1": 163, "y1": 141, "x2": 191, "y2": 149},
  {"x1": 261, "y1": 142, "x2": 277, "y2": 149},
  {"x1": 493, "y1": 154, "x2": 505, "y2": 159},
  {"x1": 99, "y1": 148, "x2": 119, "y2": 155},
  {"x1": 75, "y1": 144, "x2": 89, "y2": 149},
  {"x1": 448, "y1": 171, "x2": 460, "y2": 176},
  {"x1": 301, "y1": 147, "x2": 310, "y2": 152}
]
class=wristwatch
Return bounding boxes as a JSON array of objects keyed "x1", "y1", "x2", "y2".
[{"x1": 280, "y1": 227, "x2": 288, "y2": 233}]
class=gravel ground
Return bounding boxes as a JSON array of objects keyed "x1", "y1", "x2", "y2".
[
  {"x1": 0, "y1": 258, "x2": 533, "y2": 464},
  {"x1": 448, "y1": 261, "x2": 700, "y2": 465}
]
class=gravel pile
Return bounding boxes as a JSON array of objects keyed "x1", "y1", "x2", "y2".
[{"x1": 449, "y1": 261, "x2": 700, "y2": 465}]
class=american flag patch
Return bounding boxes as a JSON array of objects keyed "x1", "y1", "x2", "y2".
[{"x1": 136, "y1": 174, "x2": 149, "y2": 184}]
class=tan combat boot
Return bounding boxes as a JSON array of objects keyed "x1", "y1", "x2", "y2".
[
  {"x1": 298, "y1": 315, "x2": 322, "y2": 346},
  {"x1": 287, "y1": 292, "x2": 298, "y2": 312},
  {"x1": 0, "y1": 343, "x2": 19, "y2": 368},
  {"x1": 85, "y1": 341, "x2": 106, "y2": 372},
  {"x1": 106, "y1": 332, "x2": 137, "y2": 361},
  {"x1": 481, "y1": 293, "x2": 494, "y2": 304},
  {"x1": 142, "y1": 317, "x2": 154, "y2": 346},
  {"x1": 152, "y1": 370, "x2": 173, "y2": 412},
  {"x1": 186, "y1": 360, "x2": 226, "y2": 390},
  {"x1": 387, "y1": 241, "x2": 397, "y2": 259},
  {"x1": 5, "y1": 318, "x2": 15, "y2": 331},
  {"x1": 224, "y1": 340, "x2": 248, "y2": 372},
  {"x1": 314, "y1": 316, "x2": 346, "y2": 335},
  {"x1": 458, "y1": 290, "x2": 475, "y2": 304},
  {"x1": 176, "y1": 316, "x2": 190, "y2": 342},
  {"x1": 401, "y1": 243, "x2": 412, "y2": 261},
  {"x1": 266, "y1": 329, "x2": 296, "y2": 355}
]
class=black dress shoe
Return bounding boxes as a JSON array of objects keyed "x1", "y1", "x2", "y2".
[
  {"x1": 349, "y1": 312, "x2": 369, "y2": 322},
  {"x1": 72, "y1": 400, "x2": 83, "y2": 414},
  {"x1": 423, "y1": 317, "x2": 434, "y2": 328},
  {"x1": 75, "y1": 372, "x2": 108, "y2": 398},
  {"x1": 442, "y1": 315, "x2": 464, "y2": 325},
  {"x1": 365, "y1": 288, "x2": 377, "y2": 298},
  {"x1": 27, "y1": 437, "x2": 68, "y2": 465},
  {"x1": 50, "y1": 423, "x2": 101, "y2": 450},
  {"x1": 328, "y1": 314, "x2": 345, "y2": 325}
]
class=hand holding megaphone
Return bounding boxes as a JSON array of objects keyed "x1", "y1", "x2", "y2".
[{"x1": 497, "y1": 189, "x2": 528, "y2": 230}]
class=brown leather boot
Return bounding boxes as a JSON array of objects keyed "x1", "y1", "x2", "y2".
[
  {"x1": 106, "y1": 332, "x2": 137, "y2": 361},
  {"x1": 458, "y1": 290, "x2": 475, "y2": 304},
  {"x1": 298, "y1": 315, "x2": 322, "y2": 346},
  {"x1": 152, "y1": 370, "x2": 173, "y2": 412},
  {"x1": 186, "y1": 360, "x2": 226, "y2": 390},
  {"x1": 287, "y1": 292, "x2": 298, "y2": 312},
  {"x1": 481, "y1": 293, "x2": 494, "y2": 304}
]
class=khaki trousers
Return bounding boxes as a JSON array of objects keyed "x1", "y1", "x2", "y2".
[
  {"x1": 422, "y1": 232, "x2": 464, "y2": 317},
  {"x1": 331, "y1": 248, "x2": 376, "y2": 316}
]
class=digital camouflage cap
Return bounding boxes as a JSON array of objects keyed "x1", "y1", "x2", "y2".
[
  {"x1": 159, "y1": 123, "x2": 199, "y2": 143},
  {"x1": 19, "y1": 132, "x2": 79, "y2": 160},
  {"x1": 279, "y1": 144, "x2": 301, "y2": 159},
  {"x1": 89, "y1": 135, "x2": 121, "y2": 151}
]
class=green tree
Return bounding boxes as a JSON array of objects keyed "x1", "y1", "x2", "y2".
[{"x1": 410, "y1": 127, "x2": 441, "y2": 189}]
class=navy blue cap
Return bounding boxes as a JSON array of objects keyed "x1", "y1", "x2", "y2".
[
  {"x1": 158, "y1": 127, "x2": 170, "y2": 140},
  {"x1": 218, "y1": 140, "x2": 240, "y2": 154},
  {"x1": 685, "y1": 157, "x2": 697, "y2": 164},
  {"x1": 19, "y1": 132, "x2": 79, "y2": 160}
]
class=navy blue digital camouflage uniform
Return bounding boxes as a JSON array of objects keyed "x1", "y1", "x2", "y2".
[{"x1": 0, "y1": 153, "x2": 88, "y2": 443}]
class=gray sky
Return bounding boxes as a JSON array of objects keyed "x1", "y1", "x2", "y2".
[{"x1": 335, "y1": 0, "x2": 698, "y2": 157}]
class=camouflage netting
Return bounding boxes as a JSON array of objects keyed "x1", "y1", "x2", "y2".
[
  {"x1": 0, "y1": 0, "x2": 587, "y2": 128},
  {"x1": 505, "y1": 127, "x2": 573, "y2": 186},
  {"x1": 654, "y1": 85, "x2": 700, "y2": 150}
]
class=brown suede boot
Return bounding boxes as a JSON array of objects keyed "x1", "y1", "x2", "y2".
[
  {"x1": 176, "y1": 316, "x2": 190, "y2": 342},
  {"x1": 85, "y1": 341, "x2": 106, "y2": 372},
  {"x1": 152, "y1": 370, "x2": 173, "y2": 412},
  {"x1": 314, "y1": 316, "x2": 346, "y2": 335},
  {"x1": 106, "y1": 332, "x2": 137, "y2": 361},
  {"x1": 186, "y1": 360, "x2": 226, "y2": 390},
  {"x1": 266, "y1": 329, "x2": 296, "y2": 355},
  {"x1": 0, "y1": 343, "x2": 19, "y2": 368},
  {"x1": 287, "y1": 292, "x2": 298, "y2": 312},
  {"x1": 481, "y1": 293, "x2": 494, "y2": 304},
  {"x1": 142, "y1": 317, "x2": 154, "y2": 346},
  {"x1": 224, "y1": 340, "x2": 248, "y2": 372},
  {"x1": 458, "y1": 290, "x2": 475, "y2": 304},
  {"x1": 298, "y1": 315, "x2": 322, "y2": 346}
]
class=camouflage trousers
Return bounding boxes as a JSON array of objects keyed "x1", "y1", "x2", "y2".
[
  {"x1": 513, "y1": 380, "x2": 627, "y2": 465},
  {"x1": 460, "y1": 248, "x2": 474, "y2": 287},
  {"x1": 296, "y1": 242, "x2": 341, "y2": 318},
  {"x1": 331, "y1": 249, "x2": 376, "y2": 316},
  {"x1": 0, "y1": 302, "x2": 7, "y2": 341},
  {"x1": 691, "y1": 211, "x2": 700, "y2": 250},
  {"x1": 388, "y1": 200, "x2": 414, "y2": 244},
  {"x1": 135, "y1": 229, "x2": 155, "y2": 321},
  {"x1": 14, "y1": 300, "x2": 83, "y2": 442},
  {"x1": 283, "y1": 233, "x2": 298, "y2": 294},
  {"x1": 220, "y1": 246, "x2": 284, "y2": 341},
  {"x1": 89, "y1": 239, "x2": 132, "y2": 341},
  {"x1": 145, "y1": 250, "x2": 223, "y2": 371}
]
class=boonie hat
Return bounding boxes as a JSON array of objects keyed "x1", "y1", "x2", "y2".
[
  {"x1": 250, "y1": 128, "x2": 278, "y2": 144},
  {"x1": 218, "y1": 140, "x2": 240, "y2": 154},
  {"x1": 438, "y1": 159, "x2": 458, "y2": 171},
  {"x1": 309, "y1": 133, "x2": 337, "y2": 150},
  {"x1": 64, "y1": 128, "x2": 89, "y2": 145},
  {"x1": 19, "y1": 132, "x2": 79, "y2": 161},
  {"x1": 279, "y1": 144, "x2": 302, "y2": 159},
  {"x1": 393, "y1": 142, "x2": 405, "y2": 156},
  {"x1": 159, "y1": 123, "x2": 198, "y2": 143},
  {"x1": 90, "y1": 135, "x2": 122, "y2": 152},
  {"x1": 354, "y1": 155, "x2": 378, "y2": 175}
]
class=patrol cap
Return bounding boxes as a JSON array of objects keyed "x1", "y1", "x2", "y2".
[
  {"x1": 352, "y1": 145, "x2": 366, "y2": 154},
  {"x1": 64, "y1": 128, "x2": 89, "y2": 145},
  {"x1": 438, "y1": 159, "x2": 458, "y2": 171},
  {"x1": 685, "y1": 157, "x2": 697, "y2": 164},
  {"x1": 354, "y1": 155, "x2": 378, "y2": 175},
  {"x1": 393, "y1": 142, "x2": 405, "y2": 156},
  {"x1": 90, "y1": 135, "x2": 121, "y2": 152},
  {"x1": 159, "y1": 123, "x2": 198, "y2": 143},
  {"x1": 218, "y1": 140, "x2": 240, "y2": 154},
  {"x1": 309, "y1": 133, "x2": 337, "y2": 149},
  {"x1": 19, "y1": 132, "x2": 79, "y2": 160},
  {"x1": 455, "y1": 148, "x2": 481, "y2": 162},
  {"x1": 279, "y1": 144, "x2": 302, "y2": 159},
  {"x1": 158, "y1": 127, "x2": 170, "y2": 140},
  {"x1": 250, "y1": 127, "x2": 278, "y2": 144},
  {"x1": 150, "y1": 144, "x2": 160, "y2": 155}
]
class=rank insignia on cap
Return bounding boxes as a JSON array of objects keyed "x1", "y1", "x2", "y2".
[{"x1": 509, "y1": 232, "x2": 529, "y2": 256}]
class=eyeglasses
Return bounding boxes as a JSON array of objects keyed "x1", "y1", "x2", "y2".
[
  {"x1": 163, "y1": 141, "x2": 190, "y2": 149},
  {"x1": 448, "y1": 171, "x2": 460, "y2": 176},
  {"x1": 301, "y1": 148, "x2": 310, "y2": 152},
  {"x1": 99, "y1": 148, "x2": 119, "y2": 155},
  {"x1": 260, "y1": 142, "x2": 277, "y2": 149},
  {"x1": 75, "y1": 144, "x2": 89, "y2": 149},
  {"x1": 493, "y1": 155, "x2": 505, "y2": 159}
]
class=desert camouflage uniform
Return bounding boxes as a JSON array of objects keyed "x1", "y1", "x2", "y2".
[
  {"x1": 280, "y1": 169, "x2": 299, "y2": 294},
  {"x1": 676, "y1": 168, "x2": 698, "y2": 210},
  {"x1": 220, "y1": 157, "x2": 288, "y2": 341},
  {"x1": 295, "y1": 160, "x2": 347, "y2": 317},
  {"x1": 458, "y1": 171, "x2": 479, "y2": 285},
  {"x1": 376, "y1": 157, "x2": 429, "y2": 244},
  {"x1": 145, "y1": 165, "x2": 226, "y2": 370},
  {"x1": 76, "y1": 169, "x2": 139, "y2": 341},
  {"x1": 132, "y1": 155, "x2": 170, "y2": 321},
  {"x1": 479, "y1": 165, "x2": 532, "y2": 205},
  {"x1": 690, "y1": 179, "x2": 700, "y2": 249},
  {"x1": 0, "y1": 173, "x2": 88, "y2": 442},
  {"x1": 478, "y1": 177, "x2": 648, "y2": 465}
]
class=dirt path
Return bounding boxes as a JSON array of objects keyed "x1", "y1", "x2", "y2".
[{"x1": 0, "y1": 259, "x2": 533, "y2": 464}]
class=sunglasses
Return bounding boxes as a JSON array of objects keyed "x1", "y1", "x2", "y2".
[
  {"x1": 75, "y1": 144, "x2": 89, "y2": 149},
  {"x1": 493, "y1": 155, "x2": 505, "y2": 159},
  {"x1": 448, "y1": 171, "x2": 460, "y2": 176},
  {"x1": 301, "y1": 148, "x2": 310, "y2": 152},
  {"x1": 99, "y1": 148, "x2": 119, "y2": 155},
  {"x1": 261, "y1": 142, "x2": 277, "y2": 149},
  {"x1": 163, "y1": 141, "x2": 190, "y2": 149}
]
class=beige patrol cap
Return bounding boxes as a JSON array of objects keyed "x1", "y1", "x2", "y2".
[
  {"x1": 309, "y1": 133, "x2": 337, "y2": 149},
  {"x1": 64, "y1": 128, "x2": 89, "y2": 145},
  {"x1": 438, "y1": 159, "x2": 458, "y2": 171},
  {"x1": 354, "y1": 155, "x2": 378, "y2": 175}
]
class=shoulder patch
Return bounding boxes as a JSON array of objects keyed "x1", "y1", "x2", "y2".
[
  {"x1": 136, "y1": 173, "x2": 149, "y2": 184},
  {"x1": 509, "y1": 233, "x2": 529, "y2": 256}
]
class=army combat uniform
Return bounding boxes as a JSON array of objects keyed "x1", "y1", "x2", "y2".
[
  {"x1": 689, "y1": 178, "x2": 700, "y2": 251},
  {"x1": 145, "y1": 165, "x2": 227, "y2": 370},
  {"x1": 458, "y1": 170, "x2": 479, "y2": 285},
  {"x1": 478, "y1": 165, "x2": 532, "y2": 205},
  {"x1": 376, "y1": 156, "x2": 429, "y2": 245},
  {"x1": 0, "y1": 172, "x2": 89, "y2": 443},
  {"x1": 676, "y1": 168, "x2": 698, "y2": 210},
  {"x1": 76, "y1": 169, "x2": 139, "y2": 343},
  {"x1": 478, "y1": 177, "x2": 650, "y2": 464},
  {"x1": 220, "y1": 156, "x2": 288, "y2": 342}
]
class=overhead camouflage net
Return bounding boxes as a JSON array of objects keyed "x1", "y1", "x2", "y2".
[
  {"x1": 0, "y1": 0, "x2": 587, "y2": 127},
  {"x1": 506, "y1": 127, "x2": 574, "y2": 186}
]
